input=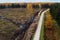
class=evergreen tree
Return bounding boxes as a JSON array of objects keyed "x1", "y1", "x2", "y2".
[
  {"x1": 42, "y1": 4, "x2": 50, "y2": 8},
  {"x1": 50, "y1": 3, "x2": 60, "y2": 26}
]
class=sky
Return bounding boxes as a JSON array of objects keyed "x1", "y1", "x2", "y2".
[{"x1": 0, "y1": 0, "x2": 60, "y2": 3}]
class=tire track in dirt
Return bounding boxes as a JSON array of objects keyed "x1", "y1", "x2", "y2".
[{"x1": 22, "y1": 16, "x2": 38, "y2": 40}]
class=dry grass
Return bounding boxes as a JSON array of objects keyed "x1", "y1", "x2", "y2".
[{"x1": 0, "y1": 8, "x2": 38, "y2": 40}]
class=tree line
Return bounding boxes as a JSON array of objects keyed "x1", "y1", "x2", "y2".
[
  {"x1": 0, "y1": 4, "x2": 27, "y2": 9},
  {"x1": 0, "y1": 4, "x2": 50, "y2": 9}
]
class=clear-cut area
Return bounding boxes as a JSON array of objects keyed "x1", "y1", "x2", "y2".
[{"x1": 0, "y1": 3, "x2": 60, "y2": 40}]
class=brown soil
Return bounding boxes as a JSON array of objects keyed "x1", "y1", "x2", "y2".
[{"x1": 22, "y1": 16, "x2": 38, "y2": 40}]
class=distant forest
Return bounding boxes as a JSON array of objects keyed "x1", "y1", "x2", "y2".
[
  {"x1": 0, "y1": 4, "x2": 27, "y2": 9},
  {"x1": 0, "y1": 3, "x2": 50, "y2": 9},
  {"x1": 0, "y1": 3, "x2": 40, "y2": 9}
]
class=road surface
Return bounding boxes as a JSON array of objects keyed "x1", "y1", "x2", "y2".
[{"x1": 33, "y1": 9, "x2": 50, "y2": 40}]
